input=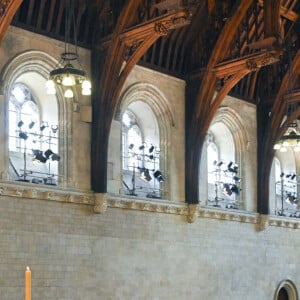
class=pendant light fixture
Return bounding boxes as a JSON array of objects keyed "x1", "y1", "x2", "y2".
[
  {"x1": 46, "y1": 0, "x2": 91, "y2": 98},
  {"x1": 273, "y1": 123, "x2": 300, "y2": 152}
]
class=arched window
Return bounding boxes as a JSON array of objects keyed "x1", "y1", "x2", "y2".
[
  {"x1": 275, "y1": 280, "x2": 298, "y2": 300},
  {"x1": 122, "y1": 110, "x2": 143, "y2": 171},
  {"x1": 273, "y1": 154, "x2": 298, "y2": 217},
  {"x1": 207, "y1": 133, "x2": 219, "y2": 184},
  {"x1": 205, "y1": 117, "x2": 241, "y2": 209},
  {"x1": 121, "y1": 104, "x2": 163, "y2": 199},
  {"x1": 278, "y1": 288, "x2": 289, "y2": 300},
  {"x1": 1, "y1": 50, "x2": 89, "y2": 189},
  {"x1": 111, "y1": 80, "x2": 177, "y2": 200},
  {"x1": 8, "y1": 83, "x2": 59, "y2": 184},
  {"x1": 9, "y1": 83, "x2": 39, "y2": 152}
]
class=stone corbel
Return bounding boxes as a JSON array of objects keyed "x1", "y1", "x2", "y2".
[
  {"x1": 257, "y1": 214, "x2": 269, "y2": 231},
  {"x1": 187, "y1": 204, "x2": 199, "y2": 223},
  {"x1": 94, "y1": 193, "x2": 108, "y2": 213}
]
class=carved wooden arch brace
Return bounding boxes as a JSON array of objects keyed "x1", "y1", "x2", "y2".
[
  {"x1": 0, "y1": 0, "x2": 22, "y2": 43},
  {"x1": 185, "y1": 0, "x2": 254, "y2": 204},
  {"x1": 257, "y1": 49, "x2": 300, "y2": 214},
  {"x1": 91, "y1": 1, "x2": 191, "y2": 192}
]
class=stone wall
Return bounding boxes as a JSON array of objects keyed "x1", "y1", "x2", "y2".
[
  {"x1": 0, "y1": 25, "x2": 299, "y2": 300},
  {"x1": 0, "y1": 191, "x2": 299, "y2": 300}
]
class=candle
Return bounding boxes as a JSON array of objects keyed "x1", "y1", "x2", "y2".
[{"x1": 25, "y1": 266, "x2": 31, "y2": 300}]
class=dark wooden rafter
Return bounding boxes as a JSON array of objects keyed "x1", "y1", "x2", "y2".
[
  {"x1": 36, "y1": 0, "x2": 46, "y2": 30},
  {"x1": 185, "y1": 0, "x2": 254, "y2": 204},
  {"x1": 263, "y1": 0, "x2": 280, "y2": 38},
  {"x1": 258, "y1": 0, "x2": 299, "y2": 23},
  {"x1": 46, "y1": 0, "x2": 56, "y2": 32},
  {"x1": 91, "y1": 1, "x2": 191, "y2": 192},
  {"x1": 272, "y1": 53, "x2": 300, "y2": 138},
  {"x1": 177, "y1": 1, "x2": 207, "y2": 73},
  {"x1": 234, "y1": 0, "x2": 299, "y2": 102},
  {"x1": 0, "y1": 0, "x2": 23, "y2": 43},
  {"x1": 82, "y1": 4, "x2": 94, "y2": 44},
  {"x1": 25, "y1": 0, "x2": 33, "y2": 24},
  {"x1": 171, "y1": 25, "x2": 186, "y2": 72},
  {"x1": 240, "y1": 6, "x2": 264, "y2": 55},
  {"x1": 165, "y1": 29, "x2": 179, "y2": 69},
  {"x1": 75, "y1": 1, "x2": 86, "y2": 37},
  {"x1": 54, "y1": 0, "x2": 64, "y2": 35}
]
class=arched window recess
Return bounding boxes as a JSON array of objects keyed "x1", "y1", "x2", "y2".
[
  {"x1": 1, "y1": 50, "x2": 74, "y2": 188},
  {"x1": 121, "y1": 109, "x2": 165, "y2": 199},
  {"x1": 8, "y1": 83, "x2": 61, "y2": 185},
  {"x1": 208, "y1": 158, "x2": 241, "y2": 209}
]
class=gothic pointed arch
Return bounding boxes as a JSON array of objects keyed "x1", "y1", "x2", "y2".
[
  {"x1": 202, "y1": 101, "x2": 251, "y2": 210},
  {"x1": 0, "y1": 50, "x2": 75, "y2": 187},
  {"x1": 112, "y1": 81, "x2": 176, "y2": 199}
]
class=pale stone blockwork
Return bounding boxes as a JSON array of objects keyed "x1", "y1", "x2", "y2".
[
  {"x1": 0, "y1": 193, "x2": 299, "y2": 300},
  {"x1": 0, "y1": 24, "x2": 299, "y2": 300}
]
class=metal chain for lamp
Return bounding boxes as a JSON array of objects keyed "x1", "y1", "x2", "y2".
[{"x1": 46, "y1": 0, "x2": 91, "y2": 97}]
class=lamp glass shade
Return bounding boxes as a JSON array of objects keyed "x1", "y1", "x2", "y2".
[
  {"x1": 62, "y1": 75, "x2": 75, "y2": 86},
  {"x1": 82, "y1": 80, "x2": 91, "y2": 89},
  {"x1": 273, "y1": 143, "x2": 281, "y2": 150},
  {"x1": 82, "y1": 88, "x2": 91, "y2": 95},
  {"x1": 64, "y1": 89, "x2": 73, "y2": 98},
  {"x1": 282, "y1": 140, "x2": 289, "y2": 147}
]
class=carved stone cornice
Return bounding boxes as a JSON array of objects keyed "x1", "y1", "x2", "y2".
[
  {"x1": 105, "y1": 194, "x2": 188, "y2": 215},
  {"x1": 0, "y1": 181, "x2": 94, "y2": 205},
  {"x1": 1, "y1": 181, "x2": 300, "y2": 229},
  {"x1": 261, "y1": 215, "x2": 300, "y2": 229}
]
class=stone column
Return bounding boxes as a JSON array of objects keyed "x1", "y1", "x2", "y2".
[{"x1": 0, "y1": 93, "x2": 9, "y2": 180}]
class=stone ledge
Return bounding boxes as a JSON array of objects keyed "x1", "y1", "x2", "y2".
[
  {"x1": 0, "y1": 181, "x2": 94, "y2": 205},
  {"x1": 1, "y1": 182, "x2": 300, "y2": 229},
  {"x1": 106, "y1": 193, "x2": 188, "y2": 215}
]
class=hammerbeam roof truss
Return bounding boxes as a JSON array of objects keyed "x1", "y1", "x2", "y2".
[
  {"x1": 0, "y1": 0, "x2": 300, "y2": 210},
  {"x1": 8, "y1": 0, "x2": 300, "y2": 102}
]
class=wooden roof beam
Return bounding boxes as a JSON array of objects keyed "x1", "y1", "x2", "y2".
[
  {"x1": 258, "y1": 0, "x2": 299, "y2": 22},
  {"x1": 214, "y1": 49, "x2": 282, "y2": 78},
  {"x1": 0, "y1": 0, "x2": 23, "y2": 43}
]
